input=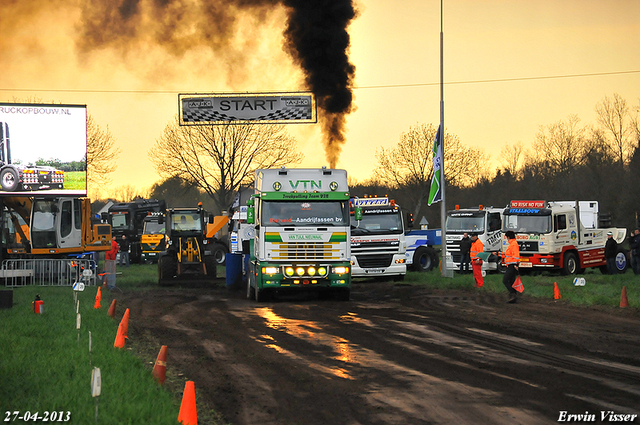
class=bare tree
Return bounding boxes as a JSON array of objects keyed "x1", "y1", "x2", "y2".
[
  {"x1": 527, "y1": 114, "x2": 590, "y2": 175},
  {"x1": 595, "y1": 93, "x2": 636, "y2": 165},
  {"x1": 374, "y1": 123, "x2": 487, "y2": 217},
  {"x1": 148, "y1": 118, "x2": 303, "y2": 212},
  {"x1": 499, "y1": 141, "x2": 525, "y2": 179},
  {"x1": 86, "y1": 115, "x2": 121, "y2": 187},
  {"x1": 112, "y1": 184, "x2": 148, "y2": 202}
]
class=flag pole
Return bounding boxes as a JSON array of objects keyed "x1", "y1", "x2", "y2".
[{"x1": 439, "y1": 0, "x2": 448, "y2": 277}]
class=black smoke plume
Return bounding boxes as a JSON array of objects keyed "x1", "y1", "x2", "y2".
[{"x1": 76, "y1": 0, "x2": 357, "y2": 167}]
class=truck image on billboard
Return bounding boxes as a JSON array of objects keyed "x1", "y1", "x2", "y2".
[{"x1": 0, "y1": 103, "x2": 87, "y2": 195}]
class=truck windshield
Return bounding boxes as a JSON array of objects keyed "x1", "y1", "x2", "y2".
[
  {"x1": 502, "y1": 214, "x2": 552, "y2": 234},
  {"x1": 171, "y1": 213, "x2": 202, "y2": 232},
  {"x1": 143, "y1": 220, "x2": 165, "y2": 234},
  {"x1": 446, "y1": 213, "x2": 485, "y2": 233},
  {"x1": 261, "y1": 201, "x2": 349, "y2": 227},
  {"x1": 111, "y1": 213, "x2": 128, "y2": 229},
  {"x1": 351, "y1": 211, "x2": 403, "y2": 235}
]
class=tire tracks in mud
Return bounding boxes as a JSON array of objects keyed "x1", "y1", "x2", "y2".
[{"x1": 119, "y1": 284, "x2": 640, "y2": 425}]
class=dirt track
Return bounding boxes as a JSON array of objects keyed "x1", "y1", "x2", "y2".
[{"x1": 120, "y1": 279, "x2": 640, "y2": 425}]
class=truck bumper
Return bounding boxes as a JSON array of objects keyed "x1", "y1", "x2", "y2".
[
  {"x1": 251, "y1": 261, "x2": 351, "y2": 291},
  {"x1": 351, "y1": 256, "x2": 407, "y2": 277},
  {"x1": 351, "y1": 255, "x2": 406, "y2": 278}
]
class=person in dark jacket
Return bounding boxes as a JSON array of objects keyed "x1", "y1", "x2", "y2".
[
  {"x1": 629, "y1": 228, "x2": 640, "y2": 275},
  {"x1": 119, "y1": 235, "x2": 130, "y2": 267},
  {"x1": 604, "y1": 231, "x2": 618, "y2": 275},
  {"x1": 459, "y1": 232, "x2": 472, "y2": 274}
]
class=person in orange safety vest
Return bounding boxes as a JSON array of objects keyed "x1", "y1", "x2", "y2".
[
  {"x1": 502, "y1": 230, "x2": 520, "y2": 303},
  {"x1": 470, "y1": 233, "x2": 484, "y2": 287}
]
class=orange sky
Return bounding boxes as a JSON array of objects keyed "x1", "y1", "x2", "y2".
[{"x1": 1, "y1": 0, "x2": 639, "y2": 198}]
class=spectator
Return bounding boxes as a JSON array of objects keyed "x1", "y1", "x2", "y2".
[
  {"x1": 629, "y1": 228, "x2": 640, "y2": 275},
  {"x1": 119, "y1": 235, "x2": 130, "y2": 267},
  {"x1": 604, "y1": 231, "x2": 618, "y2": 275},
  {"x1": 502, "y1": 230, "x2": 520, "y2": 303},
  {"x1": 459, "y1": 233, "x2": 471, "y2": 274},
  {"x1": 470, "y1": 233, "x2": 484, "y2": 287},
  {"x1": 105, "y1": 238, "x2": 119, "y2": 289}
]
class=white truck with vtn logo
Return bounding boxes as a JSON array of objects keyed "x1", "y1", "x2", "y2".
[
  {"x1": 350, "y1": 196, "x2": 407, "y2": 280},
  {"x1": 245, "y1": 167, "x2": 352, "y2": 301}
]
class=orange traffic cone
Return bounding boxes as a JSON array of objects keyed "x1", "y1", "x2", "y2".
[
  {"x1": 620, "y1": 286, "x2": 629, "y2": 308},
  {"x1": 94, "y1": 287, "x2": 102, "y2": 309},
  {"x1": 119, "y1": 308, "x2": 130, "y2": 338},
  {"x1": 178, "y1": 381, "x2": 198, "y2": 425},
  {"x1": 114, "y1": 323, "x2": 125, "y2": 349},
  {"x1": 554, "y1": 282, "x2": 562, "y2": 300},
  {"x1": 107, "y1": 299, "x2": 117, "y2": 318},
  {"x1": 152, "y1": 345, "x2": 168, "y2": 385}
]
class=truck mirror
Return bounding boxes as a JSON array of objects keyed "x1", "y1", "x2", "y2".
[
  {"x1": 101, "y1": 212, "x2": 109, "y2": 222},
  {"x1": 406, "y1": 213, "x2": 414, "y2": 228},
  {"x1": 158, "y1": 215, "x2": 164, "y2": 225},
  {"x1": 208, "y1": 214, "x2": 214, "y2": 224},
  {"x1": 354, "y1": 206, "x2": 363, "y2": 221},
  {"x1": 247, "y1": 206, "x2": 255, "y2": 224}
]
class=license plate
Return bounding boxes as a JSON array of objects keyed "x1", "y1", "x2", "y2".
[
  {"x1": 366, "y1": 269, "x2": 384, "y2": 274},
  {"x1": 519, "y1": 262, "x2": 533, "y2": 268}
]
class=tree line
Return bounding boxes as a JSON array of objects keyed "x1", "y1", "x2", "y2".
[
  {"x1": 87, "y1": 93, "x2": 639, "y2": 233},
  {"x1": 355, "y1": 93, "x2": 640, "y2": 232}
]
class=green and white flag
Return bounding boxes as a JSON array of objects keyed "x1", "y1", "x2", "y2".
[{"x1": 428, "y1": 125, "x2": 442, "y2": 206}]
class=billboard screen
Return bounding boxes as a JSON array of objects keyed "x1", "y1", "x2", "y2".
[
  {"x1": 179, "y1": 92, "x2": 316, "y2": 125},
  {"x1": 0, "y1": 103, "x2": 87, "y2": 196}
]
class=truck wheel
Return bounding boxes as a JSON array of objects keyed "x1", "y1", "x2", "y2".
[
  {"x1": 211, "y1": 243, "x2": 227, "y2": 266},
  {"x1": 412, "y1": 246, "x2": 436, "y2": 272},
  {"x1": 204, "y1": 255, "x2": 216, "y2": 278},
  {"x1": 247, "y1": 278, "x2": 255, "y2": 299},
  {"x1": 334, "y1": 288, "x2": 350, "y2": 301},
  {"x1": 0, "y1": 169, "x2": 19, "y2": 192},
  {"x1": 158, "y1": 255, "x2": 177, "y2": 285},
  {"x1": 562, "y1": 252, "x2": 579, "y2": 275},
  {"x1": 255, "y1": 287, "x2": 271, "y2": 302},
  {"x1": 615, "y1": 248, "x2": 629, "y2": 274}
]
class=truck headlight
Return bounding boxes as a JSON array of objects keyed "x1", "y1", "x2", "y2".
[
  {"x1": 285, "y1": 267, "x2": 295, "y2": 277},
  {"x1": 333, "y1": 266, "x2": 349, "y2": 274},
  {"x1": 262, "y1": 266, "x2": 279, "y2": 274}
]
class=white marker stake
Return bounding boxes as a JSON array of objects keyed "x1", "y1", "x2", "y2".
[
  {"x1": 91, "y1": 367, "x2": 101, "y2": 423},
  {"x1": 76, "y1": 313, "x2": 81, "y2": 344}
]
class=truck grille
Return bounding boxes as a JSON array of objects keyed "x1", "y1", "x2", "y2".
[
  {"x1": 270, "y1": 242, "x2": 342, "y2": 261},
  {"x1": 518, "y1": 241, "x2": 539, "y2": 252},
  {"x1": 357, "y1": 254, "x2": 393, "y2": 268}
]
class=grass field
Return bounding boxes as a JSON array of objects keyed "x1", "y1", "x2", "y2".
[
  {"x1": 1, "y1": 262, "x2": 636, "y2": 424},
  {"x1": 63, "y1": 171, "x2": 86, "y2": 191},
  {"x1": 407, "y1": 266, "x2": 638, "y2": 308}
]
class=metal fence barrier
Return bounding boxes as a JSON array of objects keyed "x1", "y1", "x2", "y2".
[{"x1": 1, "y1": 259, "x2": 98, "y2": 287}]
